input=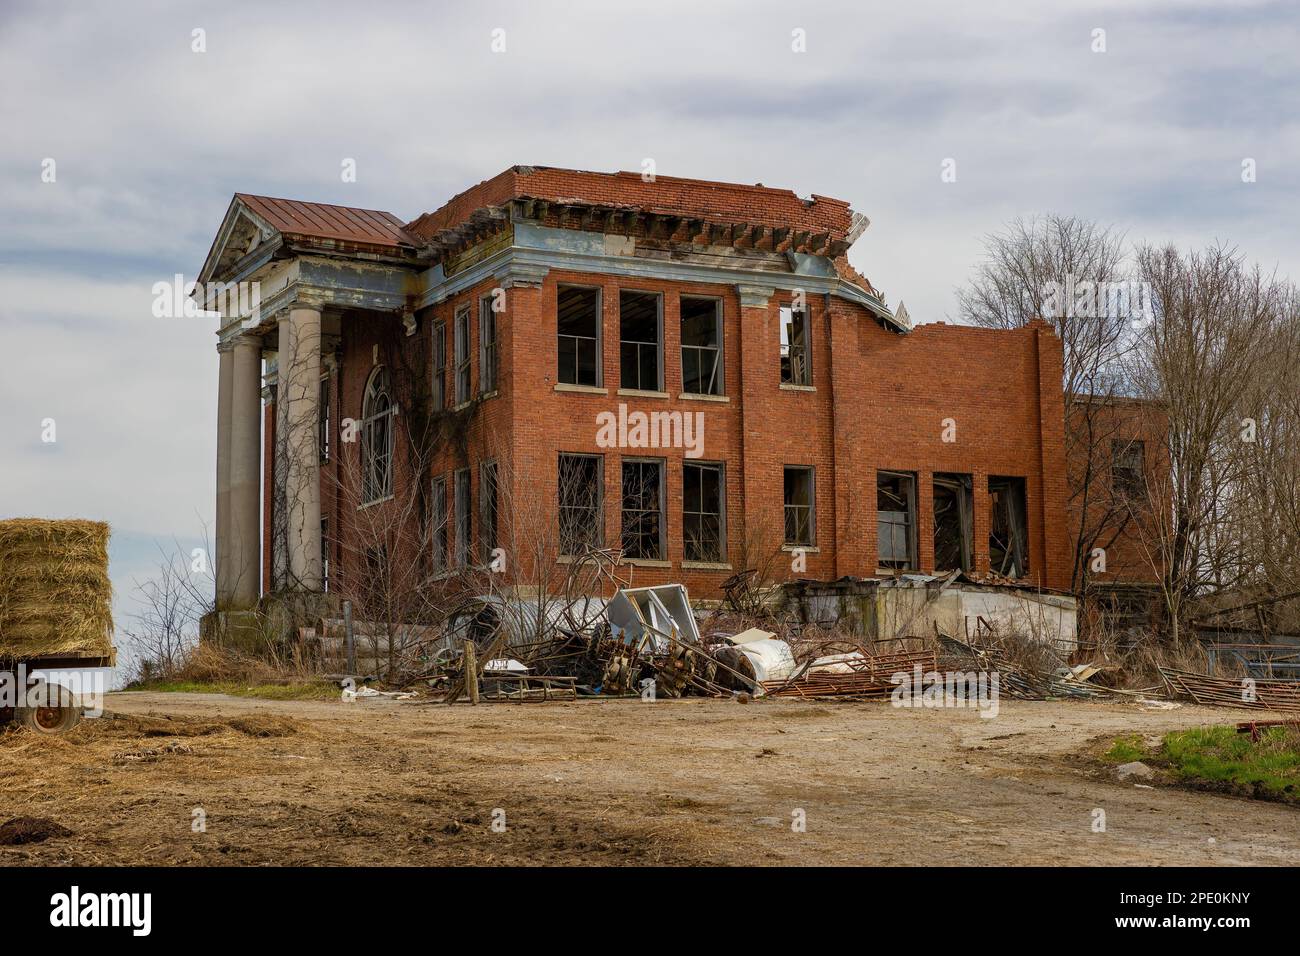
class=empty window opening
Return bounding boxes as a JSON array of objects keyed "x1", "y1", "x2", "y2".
[
  {"x1": 621, "y1": 459, "x2": 665, "y2": 560},
  {"x1": 680, "y1": 297, "x2": 723, "y2": 395},
  {"x1": 783, "y1": 465, "x2": 815, "y2": 546},
  {"x1": 877, "y1": 470, "x2": 918, "y2": 571},
  {"x1": 431, "y1": 474, "x2": 448, "y2": 571},
  {"x1": 933, "y1": 473, "x2": 973, "y2": 573},
  {"x1": 360, "y1": 367, "x2": 395, "y2": 504},
  {"x1": 479, "y1": 461, "x2": 499, "y2": 557},
  {"x1": 620, "y1": 290, "x2": 662, "y2": 391},
  {"x1": 558, "y1": 286, "x2": 601, "y2": 386},
  {"x1": 683, "y1": 461, "x2": 724, "y2": 562},
  {"x1": 432, "y1": 320, "x2": 447, "y2": 411},
  {"x1": 319, "y1": 375, "x2": 331, "y2": 463},
  {"x1": 454, "y1": 307, "x2": 472, "y2": 405},
  {"x1": 479, "y1": 296, "x2": 497, "y2": 394},
  {"x1": 321, "y1": 518, "x2": 330, "y2": 592},
  {"x1": 454, "y1": 468, "x2": 471, "y2": 567},
  {"x1": 1111, "y1": 439, "x2": 1145, "y2": 500},
  {"x1": 780, "y1": 304, "x2": 811, "y2": 386},
  {"x1": 559, "y1": 453, "x2": 603, "y2": 555},
  {"x1": 989, "y1": 476, "x2": 1029, "y2": 578}
]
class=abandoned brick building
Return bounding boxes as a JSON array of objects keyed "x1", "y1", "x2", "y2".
[{"x1": 201, "y1": 165, "x2": 1082, "y2": 614}]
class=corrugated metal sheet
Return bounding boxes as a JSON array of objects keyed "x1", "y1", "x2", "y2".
[{"x1": 236, "y1": 193, "x2": 420, "y2": 248}]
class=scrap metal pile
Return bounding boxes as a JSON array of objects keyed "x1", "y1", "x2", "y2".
[{"x1": 428, "y1": 578, "x2": 948, "y2": 703}]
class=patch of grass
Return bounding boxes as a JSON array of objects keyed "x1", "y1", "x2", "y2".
[
  {"x1": 1103, "y1": 725, "x2": 1300, "y2": 804},
  {"x1": 122, "y1": 680, "x2": 339, "y2": 701},
  {"x1": 1103, "y1": 733, "x2": 1148, "y2": 763},
  {"x1": 1161, "y1": 725, "x2": 1300, "y2": 801}
]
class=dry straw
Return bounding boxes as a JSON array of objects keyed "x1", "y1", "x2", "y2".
[{"x1": 0, "y1": 518, "x2": 113, "y2": 658}]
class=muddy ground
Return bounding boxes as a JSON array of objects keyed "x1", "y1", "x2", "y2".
[{"x1": 1, "y1": 691, "x2": 1297, "y2": 866}]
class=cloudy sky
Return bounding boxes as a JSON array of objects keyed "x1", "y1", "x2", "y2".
[{"x1": 1, "y1": 0, "x2": 1296, "y2": 643}]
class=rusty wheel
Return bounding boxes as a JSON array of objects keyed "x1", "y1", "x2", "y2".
[{"x1": 17, "y1": 682, "x2": 81, "y2": 735}]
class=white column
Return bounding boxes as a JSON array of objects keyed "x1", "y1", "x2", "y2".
[
  {"x1": 214, "y1": 343, "x2": 234, "y2": 609},
  {"x1": 280, "y1": 305, "x2": 323, "y2": 591},
  {"x1": 229, "y1": 336, "x2": 263, "y2": 608}
]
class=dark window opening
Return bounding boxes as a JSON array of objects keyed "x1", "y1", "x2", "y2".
[
  {"x1": 933, "y1": 473, "x2": 973, "y2": 573},
  {"x1": 683, "y1": 461, "x2": 724, "y2": 562},
  {"x1": 783, "y1": 465, "x2": 815, "y2": 546},
  {"x1": 1111, "y1": 439, "x2": 1145, "y2": 500},
  {"x1": 479, "y1": 297, "x2": 497, "y2": 394},
  {"x1": 454, "y1": 307, "x2": 471, "y2": 405},
  {"x1": 681, "y1": 297, "x2": 723, "y2": 395},
  {"x1": 432, "y1": 321, "x2": 447, "y2": 411},
  {"x1": 479, "y1": 461, "x2": 499, "y2": 557},
  {"x1": 559, "y1": 453, "x2": 603, "y2": 555},
  {"x1": 989, "y1": 476, "x2": 1029, "y2": 578},
  {"x1": 621, "y1": 459, "x2": 665, "y2": 560},
  {"x1": 619, "y1": 290, "x2": 661, "y2": 391},
  {"x1": 319, "y1": 375, "x2": 330, "y2": 463},
  {"x1": 321, "y1": 518, "x2": 330, "y2": 592},
  {"x1": 558, "y1": 286, "x2": 601, "y2": 386},
  {"x1": 454, "y1": 468, "x2": 471, "y2": 567},
  {"x1": 780, "y1": 304, "x2": 810, "y2": 386},
  {"x1": 431, "y1": 475, "x2": 448, "y2": 572},
  {"x1": 877, "y1": 470, "x2": 917, "y2": 571}
]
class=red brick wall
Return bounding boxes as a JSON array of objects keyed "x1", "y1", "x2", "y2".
[
  {"x1": 407, "y1": 166, "x2": 853, "y2": 242},
  {"x1": 274, "y1": 274, "x2": 1074, "y2": 600}
]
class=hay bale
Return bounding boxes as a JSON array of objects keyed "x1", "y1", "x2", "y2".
[{"x1": 0, "y1": 519, "x2": 113, "y2": 659}]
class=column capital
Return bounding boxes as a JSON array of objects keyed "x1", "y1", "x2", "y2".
[{"x1": 736, "y1": 284, "x2": 773, "y2": 309}]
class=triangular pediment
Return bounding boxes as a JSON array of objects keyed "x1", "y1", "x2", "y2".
[{"x1": 197, "y1": 197, "x2": 281, "y2": 286}]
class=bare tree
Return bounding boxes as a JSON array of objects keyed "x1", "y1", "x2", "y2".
[
  {"x1": 1128, "y1": 243, "x2": 1286, "y2": 641},
  {"x1": 122, "y1": 534, "x2": 215, "y2": 681},
  {"x1": 956, "y1": 214, "x2": 1139, "y2": 593}
]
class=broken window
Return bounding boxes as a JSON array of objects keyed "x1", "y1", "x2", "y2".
[
  {"x1": 479, "y1": 460, "x2": 499, "y2": 558},
  {"x1": 432, "y1": 320, "x2": 447, "y2": 411},
  {"x1": 454, "y1": 467, "x2": 471, "y2": 566},
  {"x1": 479, "y1": 296, "x2": 497, "y2": 394},
  {"x1": 681, "y1": 297, "x2": 723, "y2": 395},
  {"x1": 1111, "y1": 438, "x2": 1145, "y2": 500},
  {"x1": 319, "y1": 520, "x2": 330, "y2": 595},
  {"x1": 780, "y1": 304, "x2": 811, "y2": 386},
  {"x1": 620, "y1": 290, "x2": 662, "y2": 391},
  {"x1": 558, "y1": 286, "x2": 601, "y2": 386},
  {"x1": 933, "y1": 473, "x2": 973, "y2": 573},
  {"x1": 621, "y1": 459, "x2": 665, "y2": 560},
  {"x1": 877, "y1": 470, "x2": 917, "y2": 571},
  {"x1": 431, "y1": 474, "x2": 448, "y2": 571},
  {"x1": 319, "y1": 374, "x2": 331, "y2": 463},
  {"x1": 989, "y1": 476, "x2": 1029, "y2": 578},
  {"x1": 360, "y1": 366, "x2": 395, "y2": 504},
  {"x1": 783, "y1": 465, "x2": 815, "y2": 546},
  {"x1": 454, "y1": 306, "x2": 471, "y2": 405},
  {"x1": 683, "y1": 461, "x2": 724, "y2": 562},
  {"x1": 559, "y1": 453, "x2": 602, "y2": 555}
]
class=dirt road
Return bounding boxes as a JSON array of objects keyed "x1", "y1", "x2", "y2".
[{"x1": 1, "y1": 691, "x2": 1296, "y2": 866}]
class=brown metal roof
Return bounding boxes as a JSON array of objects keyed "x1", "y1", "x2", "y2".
[{"x1": 236, "y1": 193, "x2": 420, "y2": 249}]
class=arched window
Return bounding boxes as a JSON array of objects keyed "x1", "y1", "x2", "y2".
[{"x1": 361, "y1": 367, "x2": 396, "y2": 503}]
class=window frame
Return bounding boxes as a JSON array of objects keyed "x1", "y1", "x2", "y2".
[
  {"x1": 558, "y1": 452, "x2": 604, "y2": 556},
  {"x1": 430, "y1": 474, "x2": 448, "y2": 572},
  {"x1": 479, "y1": 295, "x2": 498, "y2": 395},
  {"x1": 779, "y1": 303, "x2": 812, "y2": 386},
  {"x1": 680, "y1": 295, "x2": 724, "y2": 396},
  {"x1": 479, "y1": 460, "x2": 499, "y2": 558},
  {"x1": 876, "y1": 469, "x2": 918, "y2": 571},
  {"x1": 453, "y1": 467, "x2": 471, "y2": 567},
  {"x1": 454, "y1": 306, "x2": 472, "y2": 405},
  {"x1": 557, "y1": 284, "x2": 603, "y2": 387},
  {"x1": 621, "y1": 457, "x2": 666, "y2": 560},
  {"x1": 360, "y1": 366, "x2": 396, "y2": 506},
  {"x1": 431, "y1": 320, "x2": 447, "y2": 412},
  {"x1": 618, "y1": 289, "x2": 663, "y2": 392},
  {"x1": 783, "y1": 464, "x2": 816, "y2": 547},
  {"x1": 683, "y1": 460, "x2": 726, "y2": 562}
]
